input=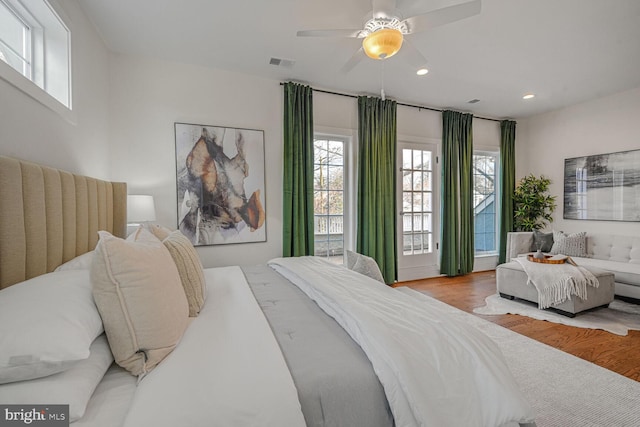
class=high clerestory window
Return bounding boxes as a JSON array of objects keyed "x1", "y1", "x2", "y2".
[{"x1": 0, "y1": 0, "x2": 71, "y2": 108}]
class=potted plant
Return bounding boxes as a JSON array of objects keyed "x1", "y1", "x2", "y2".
[{"x1": 513, "y1": 175, "x2": 556, "y2": 231}]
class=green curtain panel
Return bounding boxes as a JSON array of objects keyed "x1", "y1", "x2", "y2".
[
  {"x1": 282, "y1": 82, "x2": 314, "y2": 257},
  {"x1": 440, "y1": 110, "x2": 474, "y2": 276},
  {"x1": 356, "y1": 96, "x2": 398, "y2": 284},
  {"x1": 498, "y1": 120, "x2": 516, "y2": 264}
]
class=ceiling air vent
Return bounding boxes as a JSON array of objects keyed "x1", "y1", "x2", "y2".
[{"x1": 269, "y1": 57, "x2": 296, "y2": 68}]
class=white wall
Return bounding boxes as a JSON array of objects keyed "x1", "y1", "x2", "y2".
[
  {"x1": 108, "y1": 62, "x2": 505, "y2": 271},
  {"x1": 517, "y1": 86, "x2": 640, "y2": 236},
  {"x1": 0, "y1": 0, "x2": 110, "y2": 177},
  {"x1": 107, "y1": 54, "x2": 283, "y2": 268}
]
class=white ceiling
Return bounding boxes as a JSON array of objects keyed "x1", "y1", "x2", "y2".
[{"x1": 78, "y1": 0, "x2": 640, "y2": 119}]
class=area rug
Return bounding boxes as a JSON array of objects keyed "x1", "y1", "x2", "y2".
[
  {"x1": 397, "y1": 287, "x2": 640, "y2": 427},
  {"x1": 473, "y1": 294, "x2": 640, "y2": 336}
]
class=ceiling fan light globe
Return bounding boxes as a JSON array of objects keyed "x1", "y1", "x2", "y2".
[{"x1": 362, "y1": 28, "x2": 403, "y2": 60}]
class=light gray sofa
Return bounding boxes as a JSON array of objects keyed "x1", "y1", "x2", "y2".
[{"x1": 505, "y1": 232, "x2": 640, "y2": 300}]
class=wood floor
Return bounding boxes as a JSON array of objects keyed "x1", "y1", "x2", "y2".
[{"x1": 396, "y1": 270, "x2": 640, "y2": 382}]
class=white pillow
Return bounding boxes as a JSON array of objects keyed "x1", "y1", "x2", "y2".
[
  {"x1": 345, "y1": 250, "x2": 385, "y2": 283},
  {"x1": 0, "y1": 334, "x2": 114, "y2": 422},
  {"x1": 0, "y1": 270, "x2": 103, "y2": 384},
  {"x1": 54, "y1": 251, "x2": 95, "y2": 272},
  {"x1": 91, "y1": 228, "x2": 189, "y2": 377}
]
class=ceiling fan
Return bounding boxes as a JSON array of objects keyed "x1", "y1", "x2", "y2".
[{"x1": 297, "y1": 0, "x2": 481, "y2": 73}]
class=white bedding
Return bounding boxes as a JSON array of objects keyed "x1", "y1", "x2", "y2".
[
  {"x1": 270, "y1": 257, "x2": 536, "y2": 427},
  {"x1": 74, "y1": 266, "x2": 305, "y2": 427}
]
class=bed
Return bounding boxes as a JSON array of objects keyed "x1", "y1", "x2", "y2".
[{"x1": 0, "y1": 156, "x2": 535, "y2": 427}]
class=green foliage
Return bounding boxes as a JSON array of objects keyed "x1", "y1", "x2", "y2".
[{"x1": 513, "y1": 175, "x2": 556, "y2": 231}]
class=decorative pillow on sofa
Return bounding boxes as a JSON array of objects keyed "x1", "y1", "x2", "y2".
[
  {"x1": 346, "y1": 250, "x2": 385, "y2": 283},
  {"x1": 550, "y1": 231, "x2": 587, "y2": 257},
  {"x1": 0, "y1": 270, "x2": 103, "y2": 384},
  {"x1": 0, "y1": 334, "x2": 113, "y2": 422},
  {"x1": 162, "y1": 230, "x2": 206, "y2": 317},
  {"x1": 531, "y1": 230, "x2": 554, "y2": 252},
  {"x1": 91, "y1": 228, "x2": 189, "y2": 377}
]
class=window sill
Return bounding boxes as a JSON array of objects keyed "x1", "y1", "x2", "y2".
[{"x1": 0, "y1": 60, "x2": 76, "y2": 125}]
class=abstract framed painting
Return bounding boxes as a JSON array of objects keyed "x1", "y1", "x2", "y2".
[
  {"x1": 174, "y1": 123, "x2": 266, "y2": 246},
  {"x1": 564, "y1": 148, "x2": 640, "y2": 221}
]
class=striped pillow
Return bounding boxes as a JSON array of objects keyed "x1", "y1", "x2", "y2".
[
  {"x1": 162, "y1": 231, "x2": 206, "y2": 317},
  {"x1": 550, "y1": 231, "x2": 587, "y2": 257}
]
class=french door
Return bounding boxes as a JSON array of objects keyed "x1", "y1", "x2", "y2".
[{"x1": 397, "y1": 142, "x2": 440, "y2": 281}]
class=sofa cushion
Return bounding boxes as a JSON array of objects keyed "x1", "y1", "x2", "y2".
[
  {"x1": 571, "y1": 256, "x2": 640, "y2": 286},
  {"x1": 587, "y1": 234, "x2": 640, "y2": 264}
]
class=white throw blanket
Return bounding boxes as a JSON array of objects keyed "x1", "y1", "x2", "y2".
[
  {"x1": 269, "y1": 257, "x2": 535, "y2": 427},
  {"x1": 514, "y1": 257, "x2": 599, "y2": 309}
]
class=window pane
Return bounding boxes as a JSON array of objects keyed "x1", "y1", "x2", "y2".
[
  {"x1": 328, "y1": 191, "x2": 342, "y2": 214},
  {"x1": 412, "y1": 192, "x2": 422, "y2": 212},
  {"x1": 423, "y1": 233, "x2": 431, "y2": 252},
  {"x1": 402, "y1": 191, "x2": 412, "y2": 212},
  {"x1": 328, "y1": 166, "x2": 343, "y2": 190},
  {"x1": 403, "y1": 234, "x2": 412, "y2": 255},
  {"x1": 412, "y1": 150, "x2": 422, "y2": 169},
  {"x1": 0, "y1": 2, "x2": 29, "y2": 74},
  {"x1": 423, "y1": 213, "x2": 432, "y2": 232},
  {"x1": 422, "y1": 152, "x2": 432, "y2": 170},
  {"x1": 422, "y1": 172, "x2": 432, "y2": 191},
  {"x1": 413, "y1": 214, "x2": 422, "y2": 232},
  {"x1": 402, "y1": 149, "x2": 412, "y2": 170},
  {"x1": 327, "y1": 140, "x2": 343, "y2": 165},
  {"x1": 402, "y1": 215, "x2": 412, "y2": 232},
  {"x1": 423, "y1": 193, "x2": 432, "y2": 211},
  {"x1": 402, "y1": 171, "x2": 412, "y2": 191},
  {"x1": 0, "y1": 3, "x2": 27, "y2": 57}
]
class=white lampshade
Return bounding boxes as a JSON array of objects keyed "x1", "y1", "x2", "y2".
[{"x1": 127, "y1": 195, "x2": 156, "y2": 224}]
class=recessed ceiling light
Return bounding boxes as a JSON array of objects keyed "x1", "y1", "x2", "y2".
[
  {"x1": 523, "y1": 93, "x2": 535, "y2": 100},
  {"x1": 416, "y1": 68, "x2": 429, "y2": 76}
]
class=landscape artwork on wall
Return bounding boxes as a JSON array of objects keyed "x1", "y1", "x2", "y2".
[
  {"x1": 174, "y1": 123, "x2": 266, "y2": 246},
  {"x1": 564, "y1": 148, "x2": 640, "y2": 221}
]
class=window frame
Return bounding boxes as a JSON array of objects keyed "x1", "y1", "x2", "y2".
[{"x1": 0, "y1": 0, "x2": 72, "y2": 119}]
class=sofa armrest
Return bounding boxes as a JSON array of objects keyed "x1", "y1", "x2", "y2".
[{"x1": 505, "y1": 232, "x2": 533, "y2": 261}]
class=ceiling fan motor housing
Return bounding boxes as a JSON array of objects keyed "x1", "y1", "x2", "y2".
[{"x1": 362, "y1": 28, "x2": 404, "y2": 59}]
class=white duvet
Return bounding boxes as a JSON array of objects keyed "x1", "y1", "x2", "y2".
[
  {"x1": 121, "y1": 267, "x2": 305, "y2": 427},
  {"x1": 270, "y1": 257, "x2": 535, "y2": 427}
]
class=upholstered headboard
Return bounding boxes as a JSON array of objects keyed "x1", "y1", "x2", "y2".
[{"x1": 0, "y1": 156, "x2": 127, "y2": 289}]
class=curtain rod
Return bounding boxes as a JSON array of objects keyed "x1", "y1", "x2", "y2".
[{"x1": 280, "y1": 82, "x2": 505, "y2": 123}]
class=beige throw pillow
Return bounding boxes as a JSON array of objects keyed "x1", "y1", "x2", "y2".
[
  {"x1": 91, "y1": 228, "x2": 189, "y2": 377},
  {"x1": 143, "y1": 223, "x2": 172, "y2": 241},
  {"x1": 162, "y1": 230, "x2": 206, "y2": 317}
]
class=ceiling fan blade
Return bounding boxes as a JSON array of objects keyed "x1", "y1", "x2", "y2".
[
  {"x1": 402, "y1": 0, "x2": 481, "y2": 34},
  {"x1": 400, "y1": 39, "x2": 428, "y2": 69},
  {"x1": 372, "y1": 0, "x2": 397, "y2": 18},
  {"x1": 341, "y1": 47, "x2": 365, "y2": 74},
  {"x1": 297, "y1": 29, "x2": 362, "y2": 38}
]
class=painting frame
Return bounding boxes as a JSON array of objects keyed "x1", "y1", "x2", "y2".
[
  {"x1": 563, "y1": 148, "x2": 640, "y2": 222},
  {"x1": 174, "y1": 122, "x2": 267, "y2": 246}
]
